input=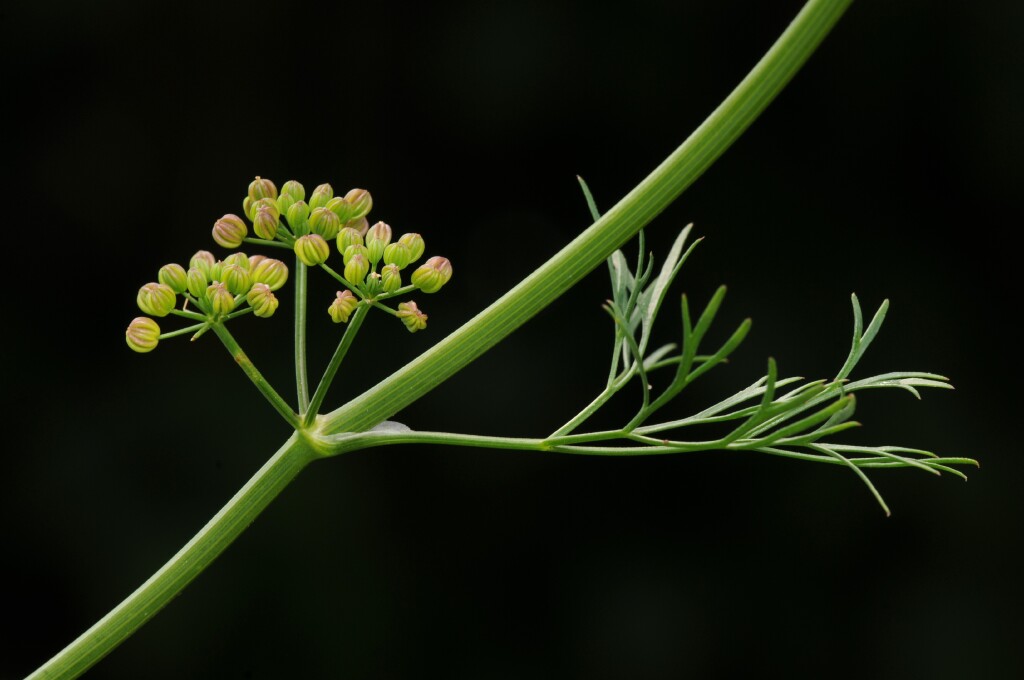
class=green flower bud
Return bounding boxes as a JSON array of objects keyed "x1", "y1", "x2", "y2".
[
  {"x1": 396, "y1": 301, "x2": 428, "y2": 333},
  {"x1": 398, "y1": 233, "x2": 425, "y2": 262},
  {"x1": 294, "y1": 233, "x2": 330, "y2": 266},
  {"x1": 251, "y1": 197, "x2": 280, "y2": 220},
  {"x1": 337, "y1": 227, "x2": 363, "y2": 253},
  {"x1": 364, "y1": 221, "x2": 393, "y2": 263},
  {"x1": 207, "y1": 281, "x2": 236, "y2": 315},
  {"x1": 328, "y1": 290, "x2": 359, "y2": 323},
  {"x1": 186, "y1": 267, "x2": 208, "y2": 298},
  {"x1": 137, "y1": 282, "x2": 176, "y2": 317},
  {"x1": 410, "y1": 256, "x2": 453, "y2": 294},
  {"x1": 246, "y1": 283, "x2": 279, "y2": 318},
  {"x1": 223, "y1": 263, "x2": 253, "y2": 296},
  {"x1": 252, "y1": 205, "x2": 279, "y2": 240},
  {"x1": 223, "y1": 252, "x2": 250, "y2": 270},
  {"x1": 364, "y1": 271, "x2": 382, "y2": 295},
  {"x1": 309, "y1": 207, "x2": 341, "y2": 240},
  {"x1": 326, "y1": 196, "x2": 354, "y2": 223},
  {"x1": 212, "y1": 214, "x2": 248, "y2": 249},
  {"x1": 344, "y1": 253, "x2": 369, "y2": 285},
  {"x1": 382, "y1": 242, "x2": 412, "y2": 269},
  {"x1": 344, "y1": 188, "x2": 373, "y2": 219},
  {"x1": 126, "y1": 317, "x2": 161, "y2": 353},
  {"x1": 190, "y1": 250, "x2": 216, "y2": 279},
  {"x1": 286, "y1": 200, "x2": 311, "y2": 235},
  {"x1": 381, "y1": 263, "x2": 402, "y2": 293},
  {"x1": 243, "y1": 196, "x2": 255, "y2": 220},
  {"x1": 275, "y1": 192, "x2": 296, "y2": 216},
  {"x1": 158, "y1": 263, "x2": 188, "y2": 294},
  {"x1": 208, "y1": 259, "x2": 223, "y2": 283},
  {"x1": 309, "y1": 183, "x2": 334, "y2": 210},
  {"x1": 281, "y1": 180, "x2": 305, "y2": 202},
  {"x1": 343, "y1": 243, "x2": 368, "y2": 265},
  {"x1": 346, "y1": 216, "x2": 370, "y2": 237},
  {"x1": 251, "y1": 258, "x2": 289, "y2": 291},
  {"x1": 248, "y1": 176, "x2": 278, "y2": 202},
  {"x1": 248, "y1": 254, "x2": 266, "y2": 270}
]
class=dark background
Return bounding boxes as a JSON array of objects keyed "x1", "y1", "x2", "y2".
[{"x1": 3, "y1": 0, "x2": 1021, "y2": 678}]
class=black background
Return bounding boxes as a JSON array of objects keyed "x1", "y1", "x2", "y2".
[{"x1": 3, "y1": 0, "x2": 1021, "y2": 678}]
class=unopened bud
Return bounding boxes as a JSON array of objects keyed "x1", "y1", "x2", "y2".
[
  {"x1": 343, "y1": 243, "x2": 368, "y2": 265},
  {"x1": 286, "y1": 200, "x2": 311, "y2": 235},
  {"x1": 213, "y1": 214, "x2": 248, "y2": 249},
  {"x1": 158, "y1": 263, "x2": 188, "y2": 294},
  {"x1": 208, "y1": 259, "x2": 223, "y2": 283},
  {"x1": 252, "y1": 205, "x2": 279, "y2": 240},
  {"x1": 396, "y1": 301, "x2": 428, "y2": 333},
  {"x1": 281, "y1": 180, "x2": 305, "y2": 202},
  {"x1": 309, "y1": 207, "x2": 342, "y2": 240},
  {"x1": 328, "y1": 290, "x2": 359, "y2": 323},
  {"x1": 398, "y1": 233, "x2": 425, "y2": 262},
  {"x1": 190, "y1": 250, "x2": 216, "y2": 279},
  {"x1": 126, "y1": 317, "x2": 161, "y2": 353},
  {"x1": 294, "y1": 234, "x2": 330, "y2": 266},
  {"x1": 248, "y1": 254, "x2": 267, "y2": 270},
  {"x1": 346, "y1": 216, "x2": 370, "y2": 237},
  {"x1": 364, "y1": 272, "x2": 382, "y2": 295},
  {"x1": 248, "y1": 176, "x2": 278, "y2": 202},
  {"x1": 344, "y1": 188, "x2": 372, "y2": 219},
  {"x1": 337, "y1": 227, "x2": 363, "y2": 253},
  {"x1": 275, "y1": 192, "x2": 296, "y2": 215},
  {"x1": 137, "y1": 282, "x2": 176, "y2": 317},
  {"x1": 309, "y1": 183, "x2": 334, "y2": 210},
  {"x1": 326, "y1": 196, "x2": 354, "y2": 223},
  {"x1": 381, "y1": 263, "x2": 402, "y2": 292},
  {"x1": 364, "y1": 221, "x2": 392, "y2": 263},
  {"x1": 344, "y1": 253, "x2": 369, "y2": 285},
  {"x1": 186, "y1": 267, "x2": 208, "y2": 298},
  {"x1": 207, "y1": 281, "x2": 236, "y2": 315},
  {"x1": 243, "y1": 196, "x2": 255, "y2": 220},
  {"x1": 251, "y1": 258, "x2": 289, "y2": 291},
  {"x1": 382, "y1": 242, "x2": 412, "y2": 269},
  {"x1": 247, "y1": 283, "x2": 279, "y2": 318},
  {"x1": 223, "y1": 252, "x2": 250, "y2": 270},
  {"x1": 410, "y1": 256, "x2": 453, "y2": 293},
  {"x1": 223, "y1": 263, "x2": 253, "y2": 296}
]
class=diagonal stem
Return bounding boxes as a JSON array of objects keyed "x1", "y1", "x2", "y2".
[
  {"x1": 303, "y1": 304, "x2": 370, "y2": 427},
  {"x1": 212, "y1": 323, "x2": 301, "y2": 430}
]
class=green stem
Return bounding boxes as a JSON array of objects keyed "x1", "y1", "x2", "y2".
[
  {"x1": 294, "y1": 260, "x2": 310, "y2": 415},
  {"x1": 303, "y1": 304, "x2": 370, "y2": 427},
  {"x1": 320, "y1": 0, "x2": 854, "y2": 436},
  {"x1": 158, "y1": 322, "x2": 208, "y2": 340},
  {"x1": 212, "y1": 323, "x2": 301, "y2": 430},
  {"x1": 244, "y1": 236, "x2": 293, "y2": 249},
  {"x1": 27, "y1": 433, "x2": 318, "y2": 680}
]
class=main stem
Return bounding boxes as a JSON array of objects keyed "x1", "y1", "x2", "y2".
[{"x1": 28, "y1": 434, "x2": 318, "y2": 680}]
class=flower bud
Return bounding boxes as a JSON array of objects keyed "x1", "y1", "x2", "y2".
[
  {"x1": 251, "y1": 258, "x2": 289, "y2": 291},
  {"x1": 208, "y1": 259, "x2": 223, "y2": 283},
  {"x1": 190, "y1": 250, "x2": 216, "y2": 279},
  {"x1": 410, "y1": 256, "x2": 453, "y2": 293},
  {"x1": 286, "y1": 200, "x2": 311, "y2": 235},
  {"x1": 243, "y1": 196, "x2": 255, "y2": 220},
  {"x1": 247, "y1": 283, "x2": 279, "y2": 318},
  {"x1": 396, "y1": 301, "x2": 428, "y2": 333},
  {"x1": 344, "y1": 253, "x2": 369, "y2": 285},
  {"x1": 364, "y1": 221, "x2": 392, "y2": 263},
  {"x1": 252, "y1": 205, "x2": 279, "y2": 240},
  {"x1": 309, "y1": 183, "x2": 334, "y2": 210},
  {"x1": 326, "y1": 196, "x2": 354, "y2": 223},
  {"x1": 248, "y1": 254, "x2": 266, "y2": 271},
  {"x1": 381, "y1": 263, "x2": 402, "y2": 293},
  {"x1": 382, "y1": 242, "x2": 412, "y2": 269},
  {"x1": 344, "y1": 188, "x2": 373, "y2": 219},
  {"x1": 345, "y1": 216, "x2": 370, "y2": 237},
  {"x1": 137, "y1": 282, "x2": 177, "y2": 317},
  {"x1": 294, "y1": 233, "x2": 330, "y2": 266},
  {"x1": 398, "y1": 233, "x2": 425, "y2": 262},
  {"x1": 222, "y1": 263, "x2": 252, "y2": 296},
  {"x1": 126, "y1": 317, "x2": 161, "y2": 353},
  {"x1": 328, "y1": 290, "x2": 359, "y2": 323},
  {"x1": 309, "y1": 207, "x2": 342, "y2": 240},
  {"x1": 207, "y1": 281, "x2": 236, "y2": 315},
  {"x1": 223, "y1": 252, "x2": 250, "y2": 270},
  {"x1": 281, "y1": 180, "x2": 305, "y2": 202},
  {"x1": 337, "y1": 227, "x2": 363, "y2": 253},
  {"x1": 343, "y1": 243, "x2": 368, "y2": 265},
  {"x1": 186, "y1": 267, "x2": 208, "y2": 298},
  {"x1": 212, "y1": 214, "x2": 247, "y2": 249},
  {"x1": 248, "y1": 176, "x2": 278, "y2": 202},
  {"x1": 275, "y1": 192, "x2": 296, "y2": 215},
  {"x1": 363, "y1": 272, "x2": 382, "y2": 295},
  {"x1": 158, "y1": 263, "x2": 188, "y2": 294}
]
